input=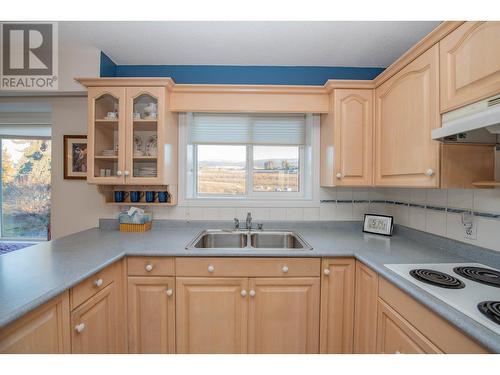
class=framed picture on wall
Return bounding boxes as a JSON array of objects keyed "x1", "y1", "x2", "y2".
[{"x1": 64, "y1": 135, "x2": 88, "y2": 180}]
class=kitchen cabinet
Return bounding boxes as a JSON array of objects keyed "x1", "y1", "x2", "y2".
[
  {"x1": 0, "y1": 292, "x2": 70, "y2": 354},
  {"x1": 83, "y1": 81, "x2": 178, "y2": 188},
  {"x1": 353, "y1": 261, "x2": 379, "y2": 354},
  {"x1": 176, "y1": 277, "x2": 249, "y2": 354},
  {"x1": 374, "y1": 45, "x2": 440, "y2": 187},
  {"x1": 320, "y1": 88, "x2": 373, "y2": 187},
  {"x1": 70, "y1": 261, "x2": 126, "y2": 354},
  {"x1": 376, "y1": 299, "x2": 442, "y2": 354},
  {"x1": 440, "y1": 21, "x2": 500, "y2": 112},
  {"x1": 248, "y1": 277, "x2": 320, "y2": 354},
  {"x1": 128, "y1": 276, "x2": 175, "y2": 353},
  {"x1": 319, "y1": 258, "x2": 355, "y2": 353}
]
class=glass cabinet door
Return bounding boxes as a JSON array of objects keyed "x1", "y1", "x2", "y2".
[
  {"x1": 87, "y1": 87, "x2": 126, "y2": 184},
  {"x1": 125, "y1": 87, "x2": 165, "y2": 185}
]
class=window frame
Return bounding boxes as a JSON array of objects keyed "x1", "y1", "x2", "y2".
[{"x1": 179, "y1": 113, "x2": 319, "y2": 205}]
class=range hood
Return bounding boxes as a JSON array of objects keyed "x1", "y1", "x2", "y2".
[{"x1": 432, "y1": 94, "x2": 500, "y2": 142}]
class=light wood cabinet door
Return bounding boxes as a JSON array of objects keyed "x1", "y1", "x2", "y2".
[
  {"x1": 175, "y1": 277, "x2": 248, "y2": 354},
  {"x1": 319, "y1": 258, "x2": 355, "y2": 353},
  {"x1": 128, "y1": 276, "x2": 175, "y2": 353},
  {"x1": 334, "y1": 89, "x2": 373, "y2": 186},
  {"x1": 353, "y1": 261, "x2": 379, "y2": 354},
  {"x1": 375, "y1": 45, "x2": 440, "y2": 187},
  {"x1": 0, "y1": 292, "x2": 70, "y2": 354},
  {"x1": 71, "y1": 282, "x2": 119, "y2": 354},
  {"x1": 248, "y1": 277, "x2": 320, "y2": 354},
  {"x1": 87, "y1": 86, "x2": 127, "y2": 184},
  {"x1": 376, "y1": 299, "x2": 442, "y2": 354},
  {"x1": 440, "y1": 21, "x2": 500, "y2": 112}
]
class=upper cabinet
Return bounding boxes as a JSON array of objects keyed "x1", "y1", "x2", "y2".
[
  {"x1": 84, "y1": 81, "x2": 178, "y2": 187},
  {"x1": 440, "y1": 21, "x2": 500, "y2": 113},
  {"x1": 320, "y1": 88, "x2": 373, "y2": 187},
  {"x1": 374, "y1": 45, "x2": 440, "y2": 187}
]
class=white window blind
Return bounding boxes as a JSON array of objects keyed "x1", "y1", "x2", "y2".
[{"x1": 189, "y1": 113, "x2": 306, "y2": 145}]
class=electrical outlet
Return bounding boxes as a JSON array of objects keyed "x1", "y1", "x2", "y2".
[
  {"x1": 464, "y1": 224, "x2": 477, "y2": 240},
  {"x1": 461, "y1": 212, "x2": 477, "y2": 240}
]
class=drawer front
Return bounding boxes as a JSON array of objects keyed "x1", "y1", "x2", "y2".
[
  {"x1": 70, "y1": 263, "x2": 117, "y2": 310},
  {"x1": 127, "y1": 257, "x2": 175, "y2": 276},
  {"x1": 175, "y1": 257, "x2": 320, "y2": 277}
]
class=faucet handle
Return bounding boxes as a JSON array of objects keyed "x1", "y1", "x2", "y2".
[
  {"x1": 233, "y1": 218, "x2": 240, "y2": 229},
  {"x1": 257, "y1": 223, "x2": 263, "y2": 230}
]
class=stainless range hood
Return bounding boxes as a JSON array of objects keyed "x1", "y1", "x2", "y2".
[{"x1": 432, "y1": 94, "x2": 500, "y2": 142}]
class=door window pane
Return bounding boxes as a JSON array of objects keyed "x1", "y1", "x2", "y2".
[
  {"x1": 1, "y1": 139, "x2": 51, "y2": 239},
  {"x1": 253, "y1": 146, "x2": 299, "y2": 192},
  {"x1": 197, "y1": 145, "x2": 246, "y2": 195}
]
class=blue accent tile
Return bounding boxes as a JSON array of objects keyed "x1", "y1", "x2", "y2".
[
  {"x1": 426, "y1": 205, "x2": 447, "y2": 212},
  {"x1": 336, "y1": 200, "x2": 353, "y2": 203},
  {"x1": 409, "y1": 203, "x2": 425, "y2": 209},
  {"x1": 473, "y1": 211, "x2": 500, "y2": 219}
]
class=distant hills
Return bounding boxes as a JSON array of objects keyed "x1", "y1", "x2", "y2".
[{"x1": 199, "y1": 158, "x2": 299, "y2": 169}]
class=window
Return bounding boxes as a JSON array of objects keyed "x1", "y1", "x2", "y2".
[
  {"x1": 0, "y1": 104, "x2": 51, "y2": 240},
  {"x1": 183, "y1": 113, "x2": 315, "y2": 201}
]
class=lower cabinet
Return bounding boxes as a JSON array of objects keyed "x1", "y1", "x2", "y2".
[
  {"x1": 176, "y1": 277, "x2": 248, "y2": 354},
  {"x1": 353, "y1": 261, "x2": 379, "y2": 353},
  {"x1": 0, "y1": 292, "x2": 70, "y2": 354},
  {"x1": 376, "y1": 299, "x2": 442, "y2": 354},
  {"x1": 71, "y1": 282, "x2": 120, "y2": 354},
  {"x1": 248, "y1": 277, "x2": 320, "y2": 354},
  {"x1": 175, "y1": 276, "x2": 320, "y2": 354},
  {"x1": 127, "y1": 276, "x2": 176, "y2": 353},
  {"x1": 320, "y1": 258, "x2": 355, "y2": 353}
]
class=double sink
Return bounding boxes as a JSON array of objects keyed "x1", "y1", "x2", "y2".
[{"x1": 186, "y1": 229, "x2": 313, "y2": 251}]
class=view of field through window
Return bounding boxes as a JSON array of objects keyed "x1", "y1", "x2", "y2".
[
  {"x1": 197, "y1": 145, "x2": 299, "y2": 195},
  {"x1": 1, "y1": 139, "x2": 51, "y2": 239}
]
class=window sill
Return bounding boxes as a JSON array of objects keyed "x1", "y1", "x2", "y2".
[{"x1": 179, "y1": 197, "x2": 318, "y2": 208}]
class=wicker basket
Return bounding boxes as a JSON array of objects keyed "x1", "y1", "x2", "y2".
[{"x1": 119, "y1": 221, "x2": 152, "y2": 232}]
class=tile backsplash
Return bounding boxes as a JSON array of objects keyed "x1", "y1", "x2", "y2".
[{"x1": 119, "y1": 187, "x2": 500, "y2": 253}]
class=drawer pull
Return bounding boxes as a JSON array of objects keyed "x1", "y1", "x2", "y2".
[
  {"x1": 94, "y1": 278, "x2": 103, "y2": 287},
  {"x1": 281, "y1": 266, "x2": 289, "y2": 273},
  {"x1": 207, "y1": 265, "x2": 215, "y2": 273},
  {"x1": 145, "y1": 264, "x2": 154, "y2": 272},
  {"x1": 249, "y1": 289, "x2": 256, "y2": 297},
  {"x1": 323, "y1": 269, "x2": 330, "y2": 276},
  {"x1": 166, "y1": 289, "x2": 173, "y2": 297},
  {"x1": 240, "y1": 289, "x2": 247, "y2": 297},
  {"x1": 74, "y1": 323, "x2": 85, "y2": 333}
]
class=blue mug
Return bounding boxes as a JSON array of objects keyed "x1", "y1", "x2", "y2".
[
  {"x1": 145, "y1": 191, "x2": 156, "y2": 203},
  {"x1": 158, "y1": 191, "x2": 170, "y2": 203},
  {"x1": 130, "y1": 191, "x2": 144, "y2": 203},
  {"x1": 114, "y1": 191, "x2": 128, "y2": 203}
]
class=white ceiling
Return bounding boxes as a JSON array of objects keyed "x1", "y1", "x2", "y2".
[{"x1": 59, "y1": 21, "x2": 441, "y2": 67}]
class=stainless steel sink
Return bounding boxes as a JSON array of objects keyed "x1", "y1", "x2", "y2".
[{"x1": 186, "y1": 229, "x2": 312, "y2": 250}]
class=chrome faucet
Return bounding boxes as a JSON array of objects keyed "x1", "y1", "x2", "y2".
[{"x1": 246, "y1": 212, "x2": 252, "y2": 230}]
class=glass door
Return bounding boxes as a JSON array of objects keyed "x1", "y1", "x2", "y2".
[
  {"x1": 88, "y1": 87, "x2": 126, "y2": 184},
  {"x1": 125, "y1": 87, "x2": 164, "y2": 185}
]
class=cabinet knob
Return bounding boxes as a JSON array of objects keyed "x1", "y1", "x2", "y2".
[
  {"x1": 323, "y1": 269, "x2": 330, "y2": 276},
  {"x1": 395, "y1": 350, "x2": 401, "y2": 354},
  {"x1": 94, "y1": 278, "x2": 103, "y2": 287},
  {"x1": 74, "y1": 323, "x2": 85, "y2": 333},
  {"x1": 240, "y1": 290, "x2": 247, "y2": 297},
  {"x1": 166, "y1": 289, "x2": 173, "y2": 296},
  {"x1": 145, "y1": 264, "x2": 154, "y2": 272},
  {"x1": 116, "y1": 170, "x2": 122, "y2": 176},
  {"x1": 336, "y1": 172, "x2": 342, "y2": 179},
  {"x1": 249, "y1": 289, "x2": 256, "y2": 297},
  {"x1": 281, "y1": 266, "x2": 289, "y2": 273},
  {"x1": 207, "y1": 265, "x2": 215, "y2": 273},
  {"x1": 124, "y1": 170, "x2": 130, "y2": 176},
  {"x1": 425, "y1": 169, "x2": 434, "y2": 177}
]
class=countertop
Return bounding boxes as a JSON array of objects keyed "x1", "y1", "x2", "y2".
[{"x1": 1, "y1": 220, "x2": 499, "y2": 352}]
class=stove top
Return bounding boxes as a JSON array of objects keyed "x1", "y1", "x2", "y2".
[{"x1": 385, "y1": 263, "x2": 500, "y2": 335}]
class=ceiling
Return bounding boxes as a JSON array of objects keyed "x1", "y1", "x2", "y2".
[{"x1": 59, "y1": 21, "x2": 441, "y2": 67}]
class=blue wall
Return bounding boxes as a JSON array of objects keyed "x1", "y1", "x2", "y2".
[{"x1": 100, "y1": 52, "x2": 384, "y2": 85}]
